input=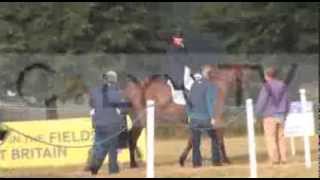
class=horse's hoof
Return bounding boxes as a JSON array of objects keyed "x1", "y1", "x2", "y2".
[
  {"x1": 212, "y1": 161, "x2": 223, "y2": 166},
  {"x1": 130, "y1": 163, "x2": 139, "y2": 168},
  {"x1": 179, "y1": 157, "x2": 185, "y2": 167},
  {"x1": 84, "y1": 166, "x2": 90, "y2": 172},
  {"x1": 223, "y1": 159, "x2": 231, "y2": 165},
  {"x1": 88, "y1": 166, "x2": 98, "y2": 175}
]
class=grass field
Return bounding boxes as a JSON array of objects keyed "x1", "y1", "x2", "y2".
[{"x1": 0, "y1": 135, "x2": 318, "y2": 178}]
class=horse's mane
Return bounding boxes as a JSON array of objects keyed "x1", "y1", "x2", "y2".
[
  {"x1": 126, "y1": 73, "x2": 167, "y2": 90},
  {"x1": 142, "y1": 74, "x2": 165, "y2": 90},
  {"x1": 126, "y1": 74, "x2": 140, "y2": 84},
  {"x1": 149, "y1": 74, "x2": 163, "y2": 81}
]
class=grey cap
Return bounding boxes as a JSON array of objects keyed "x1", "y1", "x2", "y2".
[{"x1": 103, "y1": 70, "x2": 118, "y2": 83}]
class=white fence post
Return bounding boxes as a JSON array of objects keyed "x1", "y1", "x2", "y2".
[
  {"x1": 246, "y1": 99, "x2": 257, "y2": 178},
  {"x1": 146, "y1": 100, "x2": 155, "y2": 178},
  {"x1": 299, "y1": 89, "x2": 312, "y2": 168},
  {"x1": 290, "y1": 137, "x2": 296, "y2": 156}
]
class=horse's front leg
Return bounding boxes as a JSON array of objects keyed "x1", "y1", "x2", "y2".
[
  {"x1": 179, "y1": 134, "x2": 192, "y2": 167},
  {"x1": 128, "y1": 126, "x2": 143, "y2": 168},
  {"x1": 216, "y1": 128, "x2": 231, "y2": 164}
]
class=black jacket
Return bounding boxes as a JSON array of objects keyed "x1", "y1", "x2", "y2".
[{"x1": 166, "y1": 45, "x2": 191, "y2": 88}]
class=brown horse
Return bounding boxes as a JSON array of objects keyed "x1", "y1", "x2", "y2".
[{"x1": 123, "y1": 64, "x2": 249, "y2": 168}]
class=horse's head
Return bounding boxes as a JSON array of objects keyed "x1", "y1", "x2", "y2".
[
  {"x1": 123, "y1": 75, "x2": 146, "y2": 108},
  {"x1": 206, "y1": 63, "x2": 259, "y2": 108},
  {"x1": 122, "y1": 74, "x2": 148, "y2": 127}
]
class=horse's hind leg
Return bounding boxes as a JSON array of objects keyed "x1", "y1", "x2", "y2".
[
  {"x1": 221, "y1": 137, "x2": 231, "y2": 164},
  {"x1": 128, "y1": 126, "x2": 143, "y2": 168},
  {"x1": 216, "y1": 128, "x2": 231, "y2": 164},
  {"x1": 136, "y1": 146, "x2": 142, "y2": 160},
  {"x1": 179, "y1": 135, "x2": 192, "y2": 167}
]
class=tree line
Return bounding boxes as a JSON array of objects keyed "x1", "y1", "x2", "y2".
[{"x1": 0, "y1": 2, "x2": 317, "y2": 54}]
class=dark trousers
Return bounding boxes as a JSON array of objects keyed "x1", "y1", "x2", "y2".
[
  {"x1": 190, "y1": 121, "x2": 221, "y2": 167},
  {"x1": 90, "y1": 128, "x2": 119, "y2": 174}
]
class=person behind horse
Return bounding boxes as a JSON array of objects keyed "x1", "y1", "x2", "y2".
[
  {"x1": 166, "y1": 27, "x2": 189, "y2": 90},
  {"x1": 186, "y1": 65, "x2": 222, "y2": 167},
  {"x1": 255, "y1": 67, "x2": 289, "y2": 165},
  {"x1": 88, "y1": 70, "x2": 131, "y2": 175},
  {"x1": 165, "y1": 27, "x2": 194, "y2": 106}
]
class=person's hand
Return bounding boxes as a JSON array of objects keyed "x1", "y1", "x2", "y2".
[
  {"x1": 90, "y1": 109, "x2": 95, "y2": 116},
  {"x1": 116, "y1": 108, "x2": 121, "y2": 115},
  {"x1": 211, "y1": 118, "x2": 216, "y2": 126},
  {"x1": 211, "y1": 118, "x2": 223, "y2": 128}
]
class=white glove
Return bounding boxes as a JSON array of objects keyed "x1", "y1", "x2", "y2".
[
  {"x1": 211, "y1": 118, "x2": 216, "y2": 126},
  {"x1": 116, "y1": 108, "x2": 121, "y2": 115},
  {"x1": 90, "y1": 109, "x2": 95, "y2": 116}
]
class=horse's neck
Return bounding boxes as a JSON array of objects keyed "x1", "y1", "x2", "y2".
[
  {"x1": 210, "y1": 70, "x2": 237, "y2": 96},
  {"x1": 124, "y1": 82, "x2": 145, "y2": 106},
  {"x1": 142, "y1": 76, "x2": 165, "y2": 91}
]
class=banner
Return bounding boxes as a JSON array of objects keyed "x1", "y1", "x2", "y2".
[
  {"x1": 0, "y1": 117, "x2": 145, "y2": 168},
  {"x1": 284, "y1": 101, "x2": 315, "y2": 137}
]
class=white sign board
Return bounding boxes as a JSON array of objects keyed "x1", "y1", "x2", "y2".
[{"x1": 284, "y1": 101, "x2": 315, "y2": 137}]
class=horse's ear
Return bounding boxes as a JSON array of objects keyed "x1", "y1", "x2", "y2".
[{"x1": 126, "y1": 74, "x2": 140, "y2": 84}]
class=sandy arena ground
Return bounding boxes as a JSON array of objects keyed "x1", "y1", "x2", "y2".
[{"x1": 0, "y1": 135, "x2": 318, "y2": 178}]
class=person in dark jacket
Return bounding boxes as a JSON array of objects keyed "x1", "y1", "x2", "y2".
[
  {"x1": 88, "y1": 70, "x2": 131, "y2": 175},
  {"x1": 165, "y1": 28, "x2": 194, "y2": 105},
  {"x1": 166, "y1": 28, "x2": 189, "y2": 90},
  {"x1": 186, "y1": 65, "x2": 222, "y2": 167}
]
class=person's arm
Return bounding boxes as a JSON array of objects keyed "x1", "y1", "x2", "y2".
[
  {"x1": 88, "y1": 90, "x2": 95, "y2": 109},
  {"x1": 108, "y1": 90, "x2": 132, "y2": 108},
  {"x1": 206, "y1": 85, "x2": 216, "y2": 119},
  {"x1": 88, "y1": 90, "x2": 96, "y2": 129},
  {"x1": 108, "y1": 90, "x2": 132, "y2": 116},
  {"x1": 109, "y1": 102, "x2": 132, "y2": 108},
  {"x1": 186, "y1": 99, "x2": 192, "y2": 118},
  {"x1": 255, "y1": 85, "x2": 268, "y2": 117},
  {"x1": 283, "y1": 90, "x2": 290, "y2": 116}
]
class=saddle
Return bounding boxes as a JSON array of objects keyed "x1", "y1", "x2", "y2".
[
  {"x1": 166, "y1": 66, "x2": 195, "y2": 106},
  {"x1": 167, "y1": 80, "x2": 186, "y2": 105}
]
